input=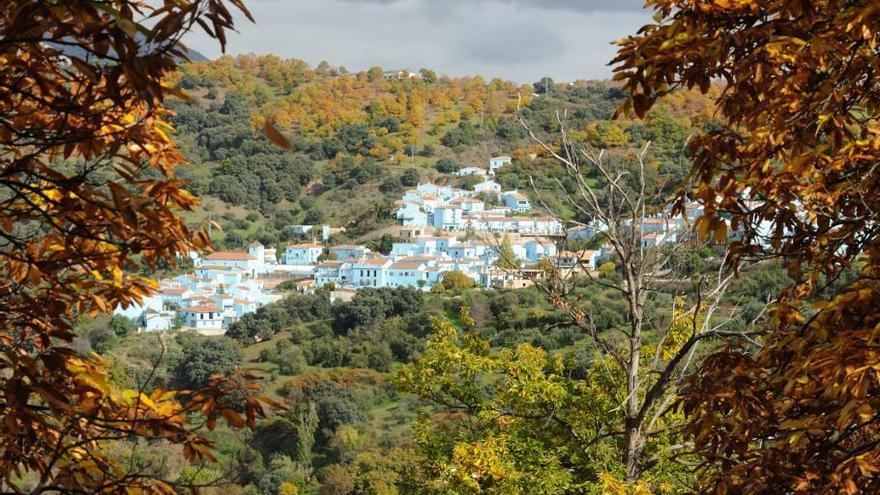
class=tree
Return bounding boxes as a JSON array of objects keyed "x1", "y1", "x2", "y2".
[
  {"x1": 172, "y1": 334, "x2": 244, "y2": 389},
  {"x1": 533, "y1": 76, "x2": 555, "y2": 94},
  {"x1": 592, "y1": 121, "x2": 629, "y2": 148},
  {"x1": 400, "y1": 168, "x2": 420, "y2": 187},
  {"x1": 419, "y1": 68, "x2": 437, "y2": 84},
  {"x1": 613, "y1": 1, "x2": 880, "y2": 493},
  {"x1": 367, "y1": 66, "x2": 384, "y2": 82},
  {"x1": 435, "y1": 157, "x2": 459, "y2": 174},
  {"x1": 0, "y1": 2, "x2": 275, "y2": 494},
  {"x1": 495, "y1": 234, "x2": 520, "y2": 270},
  {"x1": 434, "y1": 271, "x2": 475, "y2": 292},
  {"x1": 108, "y1": 314, "x2": 137, "y2": 337},
  {"x1": 405, "y1": 128, "x2": 756, "y2": 490}
]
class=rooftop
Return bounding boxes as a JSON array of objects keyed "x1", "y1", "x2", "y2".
[
  {"x1": 204, "y1": 251, "x2": 256, "y2": 261},
  {"x1": 355, "y1": 257, "x2": 391, "y2": 266},
  {"x1": 186, "y1": 305, "x2": 221, "y2": 313},
  {"x1": 390, "y1": 262, "x2": 424, "y2": 270}
]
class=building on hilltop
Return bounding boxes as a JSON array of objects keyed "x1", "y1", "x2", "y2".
[
  {"x1": 489, "y1": 156, "x2": 512, "y2": 174},
  {"x1": 383, "y1": 69, "x2": 419, "y2": 80}
]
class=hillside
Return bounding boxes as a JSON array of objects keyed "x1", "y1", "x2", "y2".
[{"x1": 166, "y1": 55, "x2": 718, "y2": 250}]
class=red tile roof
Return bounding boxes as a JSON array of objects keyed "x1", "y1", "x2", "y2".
[
  {"x1": 204, "y1": 251, "x2": 256, "y2": 261},
  {"x1": 186, "y1": 305, "x2": 221, "y2": 313}
]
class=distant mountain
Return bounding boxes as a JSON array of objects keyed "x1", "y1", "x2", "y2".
[{"x1": 49, "y1": 34, "x2": 207, "y2": 62}]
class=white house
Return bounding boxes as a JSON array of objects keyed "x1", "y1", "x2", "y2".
[
  {"x1": 351, "y1": 258, "x2": 392, "y2": 288},
  {"x1": 284, "y1": 243, "x2": 323, "y2": 265},
  {"x1": 502, "y1": 191, "x2": 531, "y2": 212},
  {"x1": 525, "y1": 239, "x2": 557, "y2": 263},
  {"x1": 457, "y1": 167, "x2": 488, "y2": 177},
  {"x1": 114, "y1": 294, "x2": 164, "y2": 321},
  {"x1": 567, "y1": 225, "x2": 598, "y2": 241},
  {"x1": 432, "y1": 206, "x2": 464, "y2": 230},
  {"x1": 386, "y1": 261, "x2": 427, "y2": 288},
  {"x1": 390, "y1": 242, "x2": 419, "y2": 257},
  {"x1": 450, "y1": 197, "x2": 485, "y2": 213},
  {"x1": 159, "y1": 288, "x2": 191, "y2": 307},
  {"x1": 384, "y1": 69, "x2": 418, "y2": 80},
  {"x1": 201, "y1": 251, "x2": 260, "y2": 276},
  {"x1": 396, "y1": 203, "x2": 429, "y2": 227},
  {"x1": 183, "y1": 305, "x2": 224, "y2": 333},
  {"x1": 247, "y1": 242, "x2": 272, "y2": 274},
  {"x1": 489, "y1": 156, "x2": 512, "y2": 174},
  {"x1": 315, "y1": 260, "x2": 346, "y2": 287},
  {"x1": 143, "y1": 309, "x2": 174, "y2": 331},
  {"x1": 329, "y1": 245, "x2": 370, "y2": 261},
  {"x1": 531, "y1": 217, "x2": 564, "y2": 235},
  {"x1": 194, "y1": 265, "x2": 246, "y2": 286},
  {"x1": 473, "y1": 180, "x2": 502, "y2": 194}
]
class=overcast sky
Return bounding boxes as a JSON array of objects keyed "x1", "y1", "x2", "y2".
[{"x1": 183, "y1": 0, "x2": 652, "y2": 83}]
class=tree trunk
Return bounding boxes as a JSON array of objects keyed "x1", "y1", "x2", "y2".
[{"x1": 624, "y1": 421, "x2": 644, "y2": 483}]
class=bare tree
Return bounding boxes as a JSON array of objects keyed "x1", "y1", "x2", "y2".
[{"x1": 516, "y1": 110, "x2": 764, "y2": 483}]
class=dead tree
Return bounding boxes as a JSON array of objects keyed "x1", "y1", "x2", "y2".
[{"x1": 517, "y1": 111, "x2": 764, "y2": 483}]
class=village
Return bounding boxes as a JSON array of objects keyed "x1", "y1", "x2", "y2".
[{"x1": 115, "y1": 156, "x2": 704, "y2": 334}]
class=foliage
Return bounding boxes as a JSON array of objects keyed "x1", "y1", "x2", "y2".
[
  {"x1": 0, "y1": 2, "x2": 279, "y2": 493},
  {"x1": 496, "y1": 235, "x2": 520, "y2": 270},
  {"x1": 397, "y1": 316, "x2": 695, "y2": 494},
  {"x1": 614, "y1": 1, "x2": 880, "y2": 493},
  {"x1": 227, "y1": 292, "x2": 332, "y2": 343},
  {"x1": 435, "y1": 157, "x2": 459, "y2": 174},
  {"x1": 432, "y1": 271, "x2": 475, "y2": 293},
  {"x1": 331, "y1": 287, "x2": 424, "y2": 335},
  {"x1": 171, "y1": 334, "x2": 244, "y2": 389}
]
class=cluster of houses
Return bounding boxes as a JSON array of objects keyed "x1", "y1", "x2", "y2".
[
  {"x1": 395, "y1": 157, "x2": 564, "y2": 234},
  {"x1": 113, "y1": 243, "x2": 284, "y2": 334},
  {"x1": 310, "y1": 230, "x2": 596, "y2": 291},
  {"x1": 112, "y1": 152, "x2": 736, "y2": 335}
]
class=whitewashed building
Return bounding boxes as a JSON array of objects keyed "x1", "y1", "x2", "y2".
[
  {"x1": 284, "y1": 243, "x2": 323, "y2": 265},
  {"x1": 489, "y1": 156, "x2": 512, "y2": 174}
]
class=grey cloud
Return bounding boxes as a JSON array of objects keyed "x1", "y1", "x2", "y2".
[
  {"x1": 458, "y1": 23, "x2": 565, "y2": 66},
  {"x1": 339, "y1": 0, "x2": 645, "y2": 13},
  {"x1": 183, "y1": 0, "x2": 651, "y2": 82}
]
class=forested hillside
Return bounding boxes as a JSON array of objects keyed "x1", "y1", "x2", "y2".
[{"x1": 166, "y1": 55, "x2": 718, "y2": 247}]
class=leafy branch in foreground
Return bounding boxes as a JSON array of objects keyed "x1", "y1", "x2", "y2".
[
  {"x1": 0, "y1": 2, "x2": 282, "y2": 494},
  {"x1": 614, "y1": 1, "x2": 880, "y2": 493}
]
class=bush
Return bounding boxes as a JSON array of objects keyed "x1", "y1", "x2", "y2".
[
  {"x1": 278, "y1": 346, "x2": 307, "y2": 375},
  {"x1": 435, "y1": 157, "x2": 458, "y2": 174},
  {"x1": 433, "y1": 270, "x2": 475, "y2": 293},
  {"x1": 400, "y1": 168, "x2": 420, "y2": 186},
  {"x1": 170, "y1": 334, "x2": 243, "y2": 389}
]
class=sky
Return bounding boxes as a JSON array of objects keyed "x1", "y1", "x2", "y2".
[{"x1": 183, "y1": 0, "x2": 652, "y2": 84}]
